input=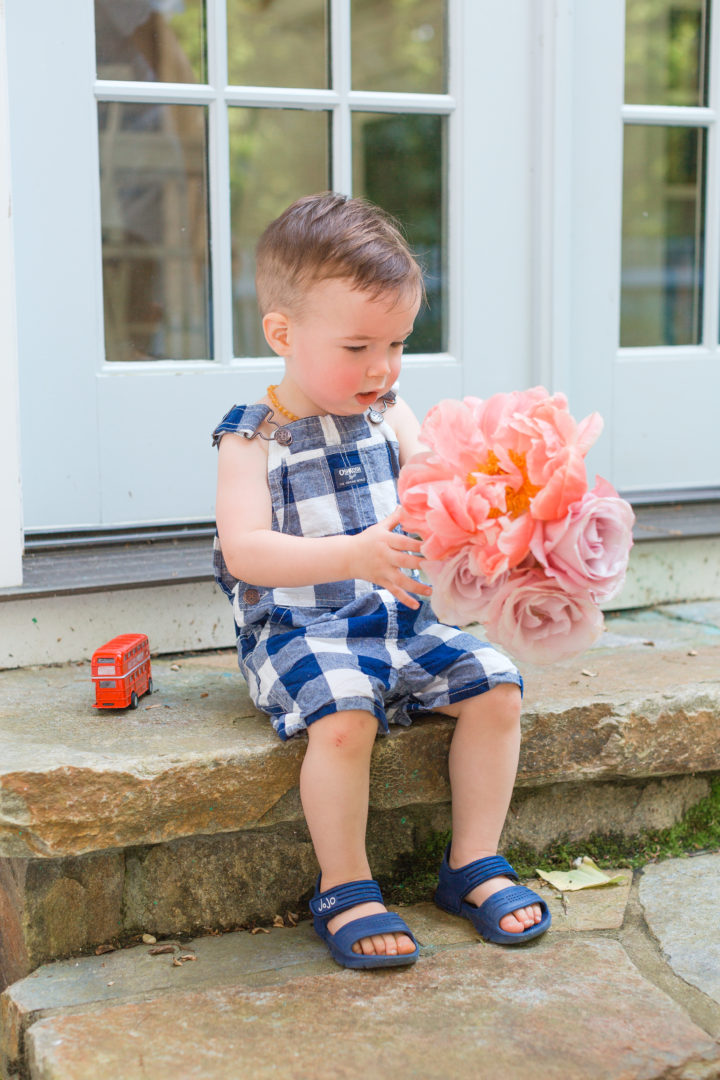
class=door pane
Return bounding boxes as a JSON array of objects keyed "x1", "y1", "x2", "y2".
[
  {"x1": 351, "y1": 0, "x2": 446, "y2": 93},
  {"x1": 624, "y1": 0, "x2": 709, "y2": 106},
  {"x1": 95, "y1": 0, "x2": 207, "y2": 84},
  {"x1": 353, "y1": 112, "x2": 445, "y2": 352},
  {"x1": 98, "y1": 103, "x2": 212, "y2": 362},
  {"x1": 229, "y1": 108, "x2": 330, "y2": 356},
  {"x1": 620, "y1": 124, "x2": 705, "y2": 347},
  {"x1": 227, "y1": 0, "x2": 328, "y2": 89}
]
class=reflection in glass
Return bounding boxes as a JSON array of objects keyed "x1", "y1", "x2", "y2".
[
  {"x1": 351, "y1": 0, "x2": 446, "y2": 93},
  {"x1": 98, "y1": 103, "x2": 212, "y2": 362},
  {"x1": 621, "y1": 125, "x2": 705, "y2": 347},
  {"x1": 624, "y1": 0, "x2": 709, "y2": 106},
  {"x1": 227, "y1": 0, "x2": 328, "y2": 89},
  {"x1": 229, "y1": 109, "x2": 329, "y2": 356},
  {"x1": 95, "y1": 0, "x2": 206, "y2": 83},
  {"x1": 353, "y1": 113, "x2": 445, "y2": 352}
]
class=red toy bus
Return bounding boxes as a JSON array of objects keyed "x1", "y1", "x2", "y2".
[{"x1": 91, "y1": 634, "x2": 153, "y2": 709}]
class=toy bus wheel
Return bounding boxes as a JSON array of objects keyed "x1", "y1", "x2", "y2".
[
  {"x1": 148, "y1": 678, "x2": 153, "y2": 694},
  {"x1": 130, "y1": 691, "x2": 139, "y2": 709}
]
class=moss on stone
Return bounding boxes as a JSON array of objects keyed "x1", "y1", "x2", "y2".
[{"x1": 380, "y1": 774, "x2": 720, "y2": 903}]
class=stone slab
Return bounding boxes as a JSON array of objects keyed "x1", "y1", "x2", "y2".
[
  {"x1": 639, "y1": 853, "x2": 720, "y2": 1005},
  {"x1": 2, "y1": 614, "x2": 720, "y2": 860},
  {"x1": 24, "y1": 939, "x2": 720, "y2": 1080},
  {"x1": 526, "y1": 873, "x2": 632, "y2": 933},
  {"x1": 0, "y1": 893, "x2": 633, "y2": 1078}
]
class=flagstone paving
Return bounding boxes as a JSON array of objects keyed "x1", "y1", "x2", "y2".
[{"x1": 4, "y1": 862, "x2": 720, "y2": 1080}]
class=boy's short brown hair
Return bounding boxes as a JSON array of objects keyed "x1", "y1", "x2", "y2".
[{"x1": 255, "y1": 192, "x2": 424, "y2": 316}]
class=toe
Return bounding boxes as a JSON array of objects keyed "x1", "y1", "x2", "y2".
[
  {"x1": 397, "y1": 933, "x2": 416, "y2": 955},
  {"x1": 498, "y1": 910, "x2": 526, "y2": 933}
]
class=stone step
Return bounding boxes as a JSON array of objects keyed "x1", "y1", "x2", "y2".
[
  {"x1": 2, "y1": 856, "x2": 720, "y2": 1080},
  {"x1": 1, "y1": 601, "x2": 719, "y2": 993}
]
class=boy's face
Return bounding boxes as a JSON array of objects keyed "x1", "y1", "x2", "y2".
[{"x1": 268, "y1": 278, "x2": 421, "y2": 417}]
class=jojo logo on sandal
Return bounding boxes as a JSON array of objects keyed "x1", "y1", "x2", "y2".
[{"x1": 318, "y1": 897, "x2": 336, "y2": 912}]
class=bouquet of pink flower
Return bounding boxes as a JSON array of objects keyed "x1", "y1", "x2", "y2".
[{"x1": 398, "y1": 387, "x2": 635, "y2": 664}]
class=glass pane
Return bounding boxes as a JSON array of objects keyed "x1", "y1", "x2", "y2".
[
  {"x1": 352, "y1": 112, "x2": 445, "y2": 352},
  {"x1": 229, "y1": 109, "x2": 330, "y2": 356},
  {"x1": 98, "y1": 103, "x2": 212, "y2": 362},
  {"x1": 95, "y1": 0, "x2": 206, "y2": 83},
  {"x1": 620, "y1": 125, "x2": 705, "y2": 347},
  {"x1": 624, "y1": 0, "x2": 709, "y2": 106},
  {"x1": 227, "y1": 0, "x2": 328, "y2": 89},
  {"x1": 351, "y1": 0, "x2": 446, "y2": 93}
]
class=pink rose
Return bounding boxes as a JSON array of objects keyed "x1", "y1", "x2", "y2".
[
  {"x1": 480, "y1": 567, "x2": 605, "y2": 664},
  {"x1": 530, "y1": 477, "x2": 635, "y2": 601},
  {"x1": 424, "y1": 549, "x2": 509, "y2": 626}
]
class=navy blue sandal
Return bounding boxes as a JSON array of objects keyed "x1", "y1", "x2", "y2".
[
  {"x1": 434, "y1": 847, "x2": 551, "y2": 945},
  {"x1": 310, "y1": 877, "x2": 419, "y2": 969}
]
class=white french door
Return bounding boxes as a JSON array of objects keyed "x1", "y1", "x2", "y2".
[
  {"x1": 8, "y1": 0, "x2": 469, "y2": 531},
  {"x1": 568, "y1": 0, "x2": 720, "y2": 496}
]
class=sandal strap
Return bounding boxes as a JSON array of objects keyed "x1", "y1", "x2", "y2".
[
  {"x1": 444, "y1": 849, "x2": 519, "y2": 897},
  {"x1": 309, "y1": 878, "x2": 384, "y2": 921},
  {"x1": 330, "y1": 913, "x2": 417, "y2": 955}
]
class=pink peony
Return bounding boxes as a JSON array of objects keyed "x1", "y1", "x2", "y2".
[
  {"x1": 463, "y1": 389, "x2": 603, "y2": 522},
  {"x1": 397, "y1": 452, "x2": 455, "y2": 536},
  {"x1": 479, "y1": 567, "x2": 605, "y2": 664},
  {"x1": 530, "y1": 477, "x2": 635, "y2": 601}
]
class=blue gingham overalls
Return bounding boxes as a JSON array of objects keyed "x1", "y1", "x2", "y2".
[{"x1": 212, "y1": 401, "x2": 522, "y2": 741}]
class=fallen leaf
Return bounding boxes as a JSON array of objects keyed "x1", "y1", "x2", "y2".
[
  {"x1": 200, "y1": 692, "x2": 209, "y2": 698},
  {"x1": 688, "y1": 649, "x2": 698, "y2": 656},
  {"x1": 536, "y1": 856, "x2": 627, "y2": 892},
  {"x1": 95, "y1": 944, "x2": 115, "y2": 955},
  {"x1": 148, "y1": 944, "x2": 177, "y2": 955},
  {"x1": 643, "y1": 640, "x2": 655, "y2": 647},
  {"x1": 272, "y1": 915, "x2": 285, "y2": 928},
  {"x1": 179, "y1": 953, "x2": 197, "y2": 962},
  {"x1": 172, "y1": 958, "x2": 183, "y2": 966},
  {"x1": 170, "y1": 664, "x2": 181, "y2": 671},
  {"x1": 286, "y1": 912, "x2": 299, "y2": 926},
  {"x1": 250, "y1": 927, "x2": 271, "y2": 935},
  {"x1": 145, "y1": 704, "x2": 164, "y2": 710},
  {"x1": 142, "y1": 934, "x2": 157, "y2": 945},
  {"x1": 580, "y1": 669, "x2": 598, "y2": 678}
]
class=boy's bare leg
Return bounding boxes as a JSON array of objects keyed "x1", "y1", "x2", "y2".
[
  {"x1": 300, "y1": 709, "x2": 416, "y2": 957},
  {"x1": 439, "y1": 684, "x2": 543, "y2": 932}
]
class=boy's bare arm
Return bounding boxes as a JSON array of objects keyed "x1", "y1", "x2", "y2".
[
  {"x1": 215, "y1": 433, "x2": 432, "y2": 608},
  {"x1": 384, "y1": 395, "x2": 427, "y2": 465}
]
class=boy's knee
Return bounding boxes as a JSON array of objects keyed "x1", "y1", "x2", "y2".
[
  {"x1": 308, "y1": 709, "x2": 378, "y2": 752},
  {"x1": 459, "y1": 683, "x2": 522, "y2": 726}
]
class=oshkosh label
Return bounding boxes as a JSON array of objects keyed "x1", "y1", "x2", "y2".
[{"x1": 333, "y1": 463, "x2": 367, "y2": 490}]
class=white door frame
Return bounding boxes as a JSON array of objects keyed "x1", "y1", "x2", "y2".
[{"x1": 0, "y1": 0, "x2": 23, "y2": 588}]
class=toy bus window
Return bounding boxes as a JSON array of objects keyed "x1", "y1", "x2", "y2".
[
  {"x1": 99, "y1": 680, "x2": 117, "y2": 688},
  {"x1": 97, "y1": 662, "x2": 116, "y2": 675}
]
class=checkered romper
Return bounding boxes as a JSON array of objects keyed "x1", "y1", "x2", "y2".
[{"x1": 212, "y1": 402, "x2": 522, "y2": 741}]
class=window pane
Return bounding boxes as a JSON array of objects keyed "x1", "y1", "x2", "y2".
[
  {"x1": 353, "y1": 113, "x2": 445, "y2": 352},
  {"x1": 227, "y1": 0, "x2": 328, "y2": 89},
  {"x1": 95, "y1": 0, "x2": 207, "y2": 83},
  {"x1": 351, "y1": 0, "x2": 446, "y2": 93},
  {"x1": 229, "y1": 109, "x2": 330, "y2": 356},
  {"x1": 620, "y1": 125, "x2": 705, "y2": 347},
  {"x1": 624, "y1": 0, "x2": 709, "y2": 106},
  {"x1": 98, "y1": 103, "x2": 212, "y2": 362}
]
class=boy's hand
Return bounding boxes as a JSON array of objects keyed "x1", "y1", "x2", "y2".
[{"x1": 353, "y1": 506, "x2": 433, "y2": 609}]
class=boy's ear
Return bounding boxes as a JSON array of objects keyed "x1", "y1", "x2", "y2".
[{"x1": 262, "y1": 311, "x2": 292, "y2": 356}]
